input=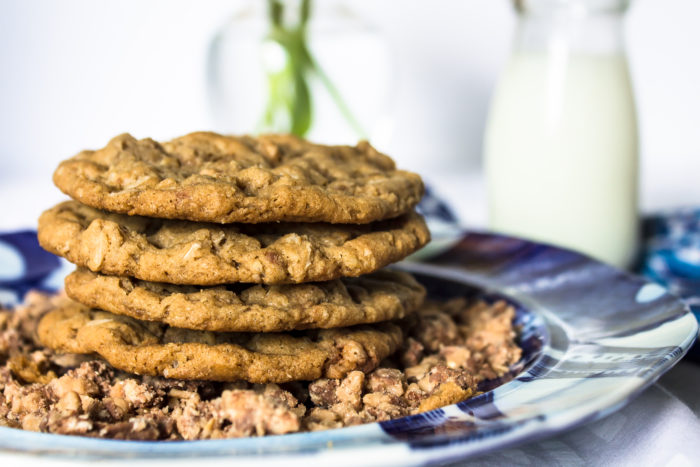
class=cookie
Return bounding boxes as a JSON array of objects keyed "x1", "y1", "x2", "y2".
[
  {"x1": 37, "y1": 297, "x2": 403, "y2": 383},
  {"x1": 52, "y1": 132, "x2": 424, "y2": 224},
  {"x1": 64, "y1": 268, "x2": 426, "y2": 332},
  {"x1": 38, "y1": 201, "x2": 430, "y2": 285}
]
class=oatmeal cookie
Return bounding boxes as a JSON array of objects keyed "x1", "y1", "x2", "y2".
[
  {"x1": 37, "y1": 201, "x2": 430, "y2": 285},
  {"x1": 52, "y1": 132, "x2": 424, "y2": 224},
  {"x1": 64, "y1": 268, "x2": 426, "y2": 332},
  {"x1": 37, "y1": 297, "x2": 403, "y2": 383}
]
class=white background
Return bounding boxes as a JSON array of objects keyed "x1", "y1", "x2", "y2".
[{"x1": 0, "y1": 0, "x2": 699, "y2": 229}]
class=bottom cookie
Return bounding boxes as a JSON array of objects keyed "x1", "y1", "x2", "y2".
[{"x1": 38, "y1": 297, "x2": 403, "y2": 383}]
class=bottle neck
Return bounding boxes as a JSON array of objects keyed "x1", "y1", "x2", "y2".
[
  {"x1": 514, "y1": 0, "x2": 630, "y2": 15},
  {"x1": 514, "y1": 0, "x2": 629, "y2": 54}
]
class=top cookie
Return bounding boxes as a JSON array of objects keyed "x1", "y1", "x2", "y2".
[{"x1": 52, "y1": 132, "x2": 424, "y2": 224}]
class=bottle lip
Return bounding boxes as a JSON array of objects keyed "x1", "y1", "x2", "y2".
[{"x1": 514, "y1": 0, "x2": 630, "y2": 16}]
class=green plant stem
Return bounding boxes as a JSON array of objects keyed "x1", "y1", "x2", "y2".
[{"x1": 261, "y1": 0, "x2": 365, "y2": 139}]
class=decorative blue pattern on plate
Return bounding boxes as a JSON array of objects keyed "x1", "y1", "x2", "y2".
[
  {"x1": 0, "y1": 230, "x2": 66, "y2": 307},
  {"x1": 0, "y1": 230, "x2": 696, "y2": 465},
  {"x1": 412, "y1": 187, "x2": 463, "y2": 261},
  {"x1": 417, "y1": 186, "x2": 459, "y2": 225}
]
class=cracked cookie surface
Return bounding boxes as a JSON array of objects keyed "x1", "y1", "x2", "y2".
[
  {"x1": 38, "y1": 297, "x2": 403, "y2": 383},
  {"x1": 38, "y1": 201, "x2": 430, "y2": 285},
  {"x1": 52, "y1": 132, "x2": 424, "y2": 224},
  {"x1": 65, "y1": 268, "x2": 426, "y2": 332}
]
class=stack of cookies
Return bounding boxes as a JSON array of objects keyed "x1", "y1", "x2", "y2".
[{"x1": 36, "y1": 132, "x2": 431, "y2": 384}]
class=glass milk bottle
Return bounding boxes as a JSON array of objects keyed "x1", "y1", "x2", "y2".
[{"x1": 484, "y1": 0, "x2": 638, "y2": 269}]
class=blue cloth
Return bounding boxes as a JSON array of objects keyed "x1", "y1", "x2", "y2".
[{"x1": 642, "y1": 209, "x2": 700, "y2": 358}]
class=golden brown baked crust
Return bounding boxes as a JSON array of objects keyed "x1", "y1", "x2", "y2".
[
  {"x1": 37, "y1": 297, "x2": 403, "y2": 383},
  {"x1": 64, "y1": 268, "x2": 426, "y2": 332},
  {"x1": 38, "y1": 201, "x2": 430, "y2": 285},
  {"x1": 52, "y1": 132, "x2": 424, "y2": 224}
]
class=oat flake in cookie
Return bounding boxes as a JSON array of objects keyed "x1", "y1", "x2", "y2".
[
  {"x1": 64, "y1": 268, "x2": 426, "y2": 332},
  {"x1": 37, "y1": 297, "x2": 403, "y2": 383},
  {"x1": 52, "y1": 132, "x2": 424, "y2": 224},
  {"x1": 38, "y1": 201, "x2": 430, "y2": 285}
]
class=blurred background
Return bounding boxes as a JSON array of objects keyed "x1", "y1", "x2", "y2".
[{"x1": 0, "y1": 0, "x2": 699, "y2": 232}]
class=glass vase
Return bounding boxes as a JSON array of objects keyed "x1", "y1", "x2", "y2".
[{"x1": 206, "y1": 0, "x2": 392, "y2": 145}]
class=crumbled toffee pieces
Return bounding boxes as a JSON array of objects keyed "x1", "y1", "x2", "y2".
[{"x1": 0, "y1": 291, "x2": 521, "y2": 440}]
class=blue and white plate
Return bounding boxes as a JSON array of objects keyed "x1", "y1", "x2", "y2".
[{"x1": 0, "y1": 230, "x2": 696, "y2": 466}]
